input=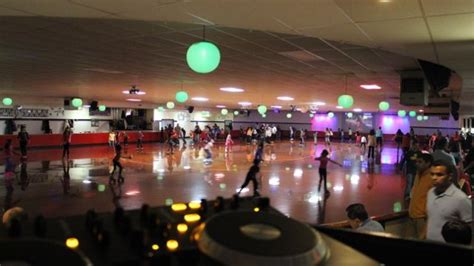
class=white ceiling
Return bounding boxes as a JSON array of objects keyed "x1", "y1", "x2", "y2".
[{"x1": 0, "y1": 0, "x2": 472, "y2": 113}]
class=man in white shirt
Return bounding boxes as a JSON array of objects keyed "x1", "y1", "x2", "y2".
[{"x1": 426, "y1": 160, "x2": 472, "y2": 242}]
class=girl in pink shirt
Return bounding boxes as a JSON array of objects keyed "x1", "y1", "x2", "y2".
[
  {"x1": 225, "y1": 133, "x2": 234, "y2": 153},
  {"x1": 315, "y1": 149, "x2": 342, "y2": 195}
]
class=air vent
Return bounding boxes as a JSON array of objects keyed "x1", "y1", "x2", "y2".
[
  {"x1": 83, "y1": 68, "x2": 123, "y2": 74},
  {"x1": 278, "y1": 50, "x2": 325, "y2": 62}
]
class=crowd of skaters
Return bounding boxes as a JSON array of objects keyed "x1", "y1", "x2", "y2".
[{"x1": 3, "y1": 123, "x2": 473, "y2": 245}]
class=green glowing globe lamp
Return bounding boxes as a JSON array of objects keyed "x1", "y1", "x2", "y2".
[
  {"x1": 221, "y1": 108, "x2": 228, "y2": 115},
  {"x1": 286, "y1": 113, "x2": 292, "y2": 119},
  {"x1": 72, "y1": 98, "x2": 83, "y2": 108},
  {"x1": 166, "y1": 101, "x2": 175, "y2": 109},
  {"x1": 257, "y1": 105, "x2": 267, "y2": 114},
  {"x1": 378, "y1": 101, "x2": 390, "y2": 111},
  {"x1": 98, "y1": 105, "x2": 106, "y2": 112},
  {"x1": 398, "y1": 110, "x2": 407, "y2": 117},
  {"x1": 233, "y1": 110, "x2": 239, "y2": 116},
  {"x1": 416, "y1": 115, "x2": 423, "y2": 121},
  {"x1": 409, "y1": 111, "x2": 416, "y2": 117},
  {"x1": 337, "y1": 94, "x2": 354, "y2": 109},
  {"x1": 423, "y1": 116, "x2": 429, "y2": 121},
  {"x1": 175, "y1": 91, "x2": 189, "y2": 103},
  {"x1": 186, "y1": 41, "x2": 221, "y2": 74},
  {"x1": 2, "y1": 97, "x2": 13, "y2": 106},
  {"x1": 393, "y1": 202, "x2": 402, "y2": 213}
]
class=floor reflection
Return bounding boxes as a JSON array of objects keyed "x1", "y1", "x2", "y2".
[{"x1": 0, "y1": 142, "x2": 406, "y2": 224}]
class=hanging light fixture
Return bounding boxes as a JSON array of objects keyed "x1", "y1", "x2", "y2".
[
  {"x1": 337, "y1": 75, "x2": 354, "y2": 109},
  {"x1": 398, "y1": 110, "x2": 407, "y2": 117},
  {"x1": 2, "y1": 97, "x2": 13, "y2": 106},
  {"x1": 72, "y1": 98, "x2": 83, "y2": 108},
  {"x1": 416, "y1": 115, "x2": 423, "y2": 121},
  {"x1": 257, "y1": 105, "x2": 267, "y2": 115},
  {"x1": 98, "y1": 105, "x2": 106, "y2": 112},
  {"x1": 309, "y1": 113, "x2": 314, "y2": 118},
  {"x1": 176, "y1": 80, "x2": 189, "y2": 103},
  {"x1": 262, "y1": 113, "x2": 266, "y2": 118},
  {"x1": 328, "y1": 112, "x2": 334, "y2": 118},
  {"x1": 233, "y1": 110, "x2": 239, "y2": 116},
  {"x1": 286, "y1": 113, "x2": 292, "y2": 119},
  {"x1": 409, "y1": 111, "x2": 416, "y2": 117},
  {"x1": 378, "y1": 101, "x2": 390, "y2": 111},
  {"x1": 221, "y1": 108, "x2": 228, "y2": 115},
  {"x1": 347, "y1": 112, "x2": 353, "y2": 118},
  {"x1": 186, "y1": 26, "x2": 221, "y2": 74},
  {"x1": 166, "y1": 101, "x2": 175, "y2": 109}
]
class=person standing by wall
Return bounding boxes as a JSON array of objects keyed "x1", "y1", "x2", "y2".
[
  {"x1": 137, "y1": 130, "x2": 144, "y2": 150},
  {"x1": 17, "y1": 125, "x2": 30, "y2": 159},
  {"x1": 108, "y1": 130, "x2": 116, "y2": 147},
  {"x1": 62, "y1": 127, "x2": 73, "y2": 159}
]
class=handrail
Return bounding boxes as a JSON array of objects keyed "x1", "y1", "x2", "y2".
[{"x1": 321, "y1": 210, "x2": 408, "y2": 228}]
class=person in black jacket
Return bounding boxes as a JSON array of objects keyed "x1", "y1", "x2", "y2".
[{"x1": 17, "y1": 125, "x2": 30, "y2": 159}]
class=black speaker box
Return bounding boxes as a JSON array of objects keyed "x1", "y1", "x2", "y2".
[{"x1": 90, "y1": 101, "x2": 98, "y2": 111}]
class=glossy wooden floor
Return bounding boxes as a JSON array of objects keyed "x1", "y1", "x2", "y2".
[{"x1": 1, "y1": 140, "x2": 407, "y2": 224}]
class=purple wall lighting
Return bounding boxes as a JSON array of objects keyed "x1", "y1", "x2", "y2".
[
  {"x1": 311, "y1": 114, "x2": 339, "y2": 131},
  {"x1": 378, "y1": 114, "x2": 410, "y2": 134}
]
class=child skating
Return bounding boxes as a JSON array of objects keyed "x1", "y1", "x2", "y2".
[
  {"x1": 203, "y1": 139, "x2": 214, "y2": 164},
  {"x1": 314, "y1": 149, "x2": 342, "y2": 196},
  {"x1": 225, "y1": 133, "x2": 234, "y2": 153},
  {"x1": 110, "y1": 144, "x2": 132, "y2": 184}
]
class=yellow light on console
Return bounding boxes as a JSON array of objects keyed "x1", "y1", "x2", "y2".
[
  {"x1": 184, "y1": 213, "x2": 201, "y2": 223},
  {"x1": 166, "y1": 240, "x2": 179, "y2": 251},
  {"x1": 151, "y1": 244, "x2": 159, "y2": 251},
  {"x1": 177, "y1": 223, "x2": 188, "y2": 233},
  {"x1": 66, "y1": 237, "x2": 79, "y2": 249},
  {"x1": 171, "y1": 203, "x2": 187, "y2": 212},
  {"x1": 253, "y1": 207, "x2": 260, "y2": 212},
  {"x1": 188, "y1": 201, "x2": 201, "y2": 210}
]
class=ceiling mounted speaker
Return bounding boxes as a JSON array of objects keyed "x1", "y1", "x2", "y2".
[{"x1": 187, "y1": 106, "x2": 195, "y2": 113}]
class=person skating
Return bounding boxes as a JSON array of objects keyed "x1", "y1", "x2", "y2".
[
  {"x1": 315, "y1": 149, "x2": 342, "y2": 195},
  {"x1": 236, "y1": 160, "x2": 262, "y2": 197}
]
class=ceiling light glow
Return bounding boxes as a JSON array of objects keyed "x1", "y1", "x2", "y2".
[
  {"x1": 360, "y1": 84, "x2": 381, "y2": 90},
  {"x1": 220, "y1": 87, "x2": 244, "y2": 92},
  {"x1": 277, "y1": 96, "x2": 294, "y2": 101},
  {"x1": 192, "y1": 97, "x2": 208, "y2": 102}
]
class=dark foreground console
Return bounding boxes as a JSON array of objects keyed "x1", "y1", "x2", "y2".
[{"x1": 0, "y1": 196, "x2": 379, "y2": 265}]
